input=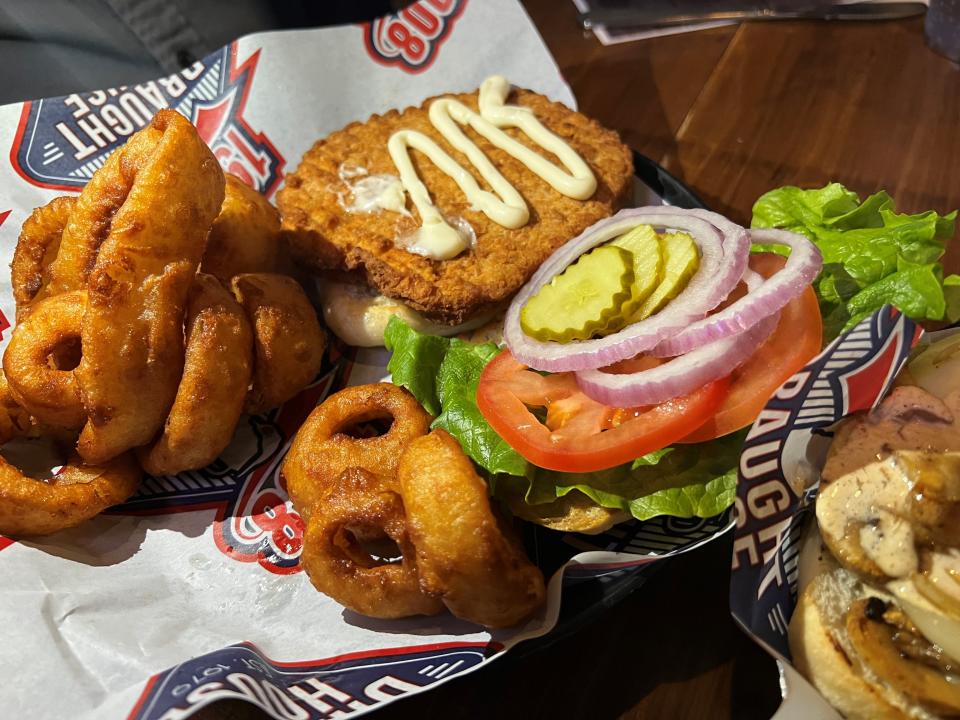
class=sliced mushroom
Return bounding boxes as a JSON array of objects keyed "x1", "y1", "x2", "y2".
[
  {"x1": 817, "y1": 456, "x2": 918, "y2": 583},
  {"x1": 846, "y1": 598, "x2": 960, "y2": 716},
  {"x1": 915, "y1": 550, "x2": 960, "y2": 619},
  {"x1": 900, "y1": 451, "x2": 960, "y2": 548}
]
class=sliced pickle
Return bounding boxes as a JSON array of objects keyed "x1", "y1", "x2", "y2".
[
  {"x1": 605, "y1": 224, "x2": 663, "y2": 331},
  {"x1": 637, "y1": 231, "x2": 700, "y2": 319},
  {"x1": 520, "y1": 245, "x2": 635, "y2": 342}
]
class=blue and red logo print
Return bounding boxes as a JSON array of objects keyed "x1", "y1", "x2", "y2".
[
  {"x1": 11, "y1": 42, "x2": 284, "y2": 196},
  {"x1": 128, "y1": 640, "x2": 498, "y2": 720},
  {"x1": 363, "y1": 0, "x2": 466, "y2": 74}
]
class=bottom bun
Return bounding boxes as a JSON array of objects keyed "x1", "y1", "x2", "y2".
[
  {"x1": 789, "y1": 566, "x2": 910, "y2": 720},
  {"x1": 319, "y1": 280, "x2": 494, "y2": 347},
  {"x1": 789, "y1": 556, "x2": 960, "y2": 719},
  {"x1": 499, "y1": 482, "x2": 629, "y2": 535}
]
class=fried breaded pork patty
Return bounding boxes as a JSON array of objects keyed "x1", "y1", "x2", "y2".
[{"x1": 277, "y1": 88, "x2": 633, "y2": 325}]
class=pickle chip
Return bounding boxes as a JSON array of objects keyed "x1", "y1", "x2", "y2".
[
  {"x1": 637, "y1": 231, "x2": 700, "y2": 319},
  {"x1": 521, "y1": 245, "x2": 634, "y2": 342},
  {"x1": 606, "y1": 224, "x2": 663, "y2": 332}
]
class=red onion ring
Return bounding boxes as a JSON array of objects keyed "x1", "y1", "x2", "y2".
[
  {"x1": 652, "y1": 229, "x2": 822, "y2": 357},
  {"x1": 575, "y1": 310, "x2": 781, "y2": 406},
  {"x1": 503, "y1": 208, "x2": 750, "y2": 372}
]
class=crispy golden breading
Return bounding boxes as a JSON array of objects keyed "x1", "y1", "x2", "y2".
[
  {"x1": 398, "y1": 429, "x2": 546, "y2": 628},
  {"x1": 299, "y1": 467, "x2": 444, "y2": 619},
  {"x1": 201, "y1": 174, "x2": 282, "y2": 284},
  {"x1": 3, "y1": 290, "x2": 86, "y2": 430},
  {"x1": 76, "y1": 110, "x2": 225, "y2": 464},
  {"x1": 282, "y1": 383, "x2": 431, "y2": 522},
  {"x1": 137, "y1": 274, "x2": 253, "y2": 477},
  {"x1": 231, "y1": 273, "x2": 327, "y2": 415},
  {"x1": 0, "y1": 451, "x2": 141, "y2": 537},
  {"x1": 278, "y1": 88, "x2": 633, "y2": 324},
  {"x1": 11, "y1": 196, "x2": 76, "y2": 320}
]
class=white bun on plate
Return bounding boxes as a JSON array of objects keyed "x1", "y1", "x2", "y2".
[{"x1": 788, "y1": 333, "x2": 960, "y2": 719}]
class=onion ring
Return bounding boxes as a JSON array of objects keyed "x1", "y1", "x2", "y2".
[
  {"x1": 11, "y1": 196, "x2": 76, "y2": 321},
  {"x1": 231, "y1": 273, "x2": 327, "y2": 415},
  {"x1": 398, "y1": 429, "x2": 546, "y2": 628},
  {"x1": 137, "y1": 274, "x2": 253, "y2": 476},
  {"x1": 576, "y1": 310, "x2": 780, "y2": 406},
  {"x1": 300, "y1": 467, "x2": 444, "y2": 619},
  {"x1": 3, "y1": 290, "x2": 86, "y2": 429},
  {"x1": 0, "y1": 451, "x2": 141, "y2": 537},
  {"x1": 32, "y1": 111, "x2": 204, "y2": 305},
  {"x1": 76, "y1": 110, "x2": 225, "y2": 464},
  {"x1": 503, "y1": 208, "x2": 750, "y2": 372},
  {"x1": 283, "y1": 383, "x2": 431, "y2": 522},
  {"x1": 0, "y1": 371, "x2": 40, "y2": 445},
  {"x1": 201, "y1": 174, "x2": 282, "y2": 284}
]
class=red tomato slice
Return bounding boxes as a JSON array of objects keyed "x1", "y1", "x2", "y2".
[
  {"x1": 477, "y1": 351, "x2": 729, "y2": 473},
  {"x1": 679, "y1": 253, "x2": 823, "y2": 443}
]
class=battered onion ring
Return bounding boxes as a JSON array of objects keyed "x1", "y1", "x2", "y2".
[
  {"x1": 32, "y1": 110, "x2": 197, "y2": 305},
  {"x1": 3, "y1": 290, "x2": 85, "y2": 429},
  {"x1": 201, "y1": 174, "x2": 282, "y2": 284},
  {"x1": 282, "y1": 383, "x2": 431, "y2": 522},
  {"x1": 300, "y1": 467, "x2": 443, "y2": 619},
  {"x1": 231, "y1": 273, "x2": 326, "y2": 415},
  {"x1": 0, "y1": 371, "x2": 39, "y2": 445},
  {"x1": 398, "y1": 429, "x2": 546, "y2": 628},
  {"x1": 0, "y1": 451, "x2": 141, "y2": 537},
  {"x1": 138, "y1": 274, "x2": 254, "y2": 476},
  {"x1": 76, "y1": 110, "x2": 225, "y2": 464},
  {"x1": 12, "y1": 196, "x2": 76, "y2": 321}
]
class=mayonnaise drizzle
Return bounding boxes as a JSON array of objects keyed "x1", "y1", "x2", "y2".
[
  {"x1": 337, "y1": 164, "x2": 411, "y2": 217},
  {"x1": 386, "y1": 75, "x2": 597, "y2": 260}
]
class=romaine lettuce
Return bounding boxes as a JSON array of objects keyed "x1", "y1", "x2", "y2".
[
  {"x1": 384, "y1": 316, "x2": 738, "y2": 522},
  {"x1": 752, "y1": 183, "x2": 959, "y2": 339}
]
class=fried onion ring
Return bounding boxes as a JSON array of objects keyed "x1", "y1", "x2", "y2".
[
  {"x1": 283, "y1": 383, "x2": 431, "y2": 522},
  {"x1": 12, "y1": 196, "x2": 76, "y2": 321},
  {"x1": 3, "y1": 290, "x2": 85, "y2": 429},
  {"x1": 398, "y1": 429, "x2": 546, "y2": 628},
  {"x1": 201, "y1": 174, "x2": 282, "y2": 284},
  {"x1": 0, "y1": 451, "x2": 141, "y2": 537},
  {"x1": 76, "y1": 110, "x2": 225, "y2": 464},
  {"x1": 33, "y1": 111, "x2": 202, "y2": 304},
  {"x1": 138, "y1": 274, "x2": 254, "y2": 476},
  {"x1": 0, "y1": 371, "x2": 40, "y2": 445},
  {"x1": 299, "y1": 467, "x2": 443, "y2": 619},
  {"x1": 231, "y1": 273, "x2": 326, "y2": 415}
]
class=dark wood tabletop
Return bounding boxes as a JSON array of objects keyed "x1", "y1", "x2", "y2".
[{"x1": 202, "y1": 4, "x2": 960, "y2": 719}]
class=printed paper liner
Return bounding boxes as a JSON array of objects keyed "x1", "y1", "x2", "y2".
[
  {"x1": 0, "y1": 3, "x2": 739, "y2": 717},
  {"x1": 729, "y1": 305, "x2": 937, "y2": 717}
]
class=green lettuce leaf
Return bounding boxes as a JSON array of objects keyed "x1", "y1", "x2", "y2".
[
  {"x1": 385, "y1": 316, "x2": 742, "y2": 522},
  {"x1": 384, "y1": 317, "x2": 450, "y2": 415},
  {"x1": 752, "y1": 184, "x2": 957, "y2": 340},
  {"x1": 945, "y1": 274, "x2": 960, "y2": 323},
  {"x1": 432, "y1": 339, "x2": 529, "y2": 477},
  {"x1": 520, "y1": 432, "x2": 744, "y2": 522},
  {"x1": 384, "y1": 316, "x2": 527, "y2": 477}
]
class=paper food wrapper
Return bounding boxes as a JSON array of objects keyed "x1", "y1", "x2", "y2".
[
  {"x1": 729, "y1": 307, "x2": 948, "y2": 719},
  {"x1": 0, "y1": 2, "x2": 733, "y2": 718}
]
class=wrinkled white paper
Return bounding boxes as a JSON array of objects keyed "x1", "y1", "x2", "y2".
[{"x1": 0, "y1": 3, "x2": 728, "y2": 718}]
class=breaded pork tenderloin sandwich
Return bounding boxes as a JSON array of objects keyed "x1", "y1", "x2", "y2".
[{"x1": 277, "y1": 75, "x2": 633, "y2": 346}]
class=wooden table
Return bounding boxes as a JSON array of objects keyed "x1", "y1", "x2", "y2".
[{"x1": 202, "y1": 5, "x2": 959, "y2": 719}]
